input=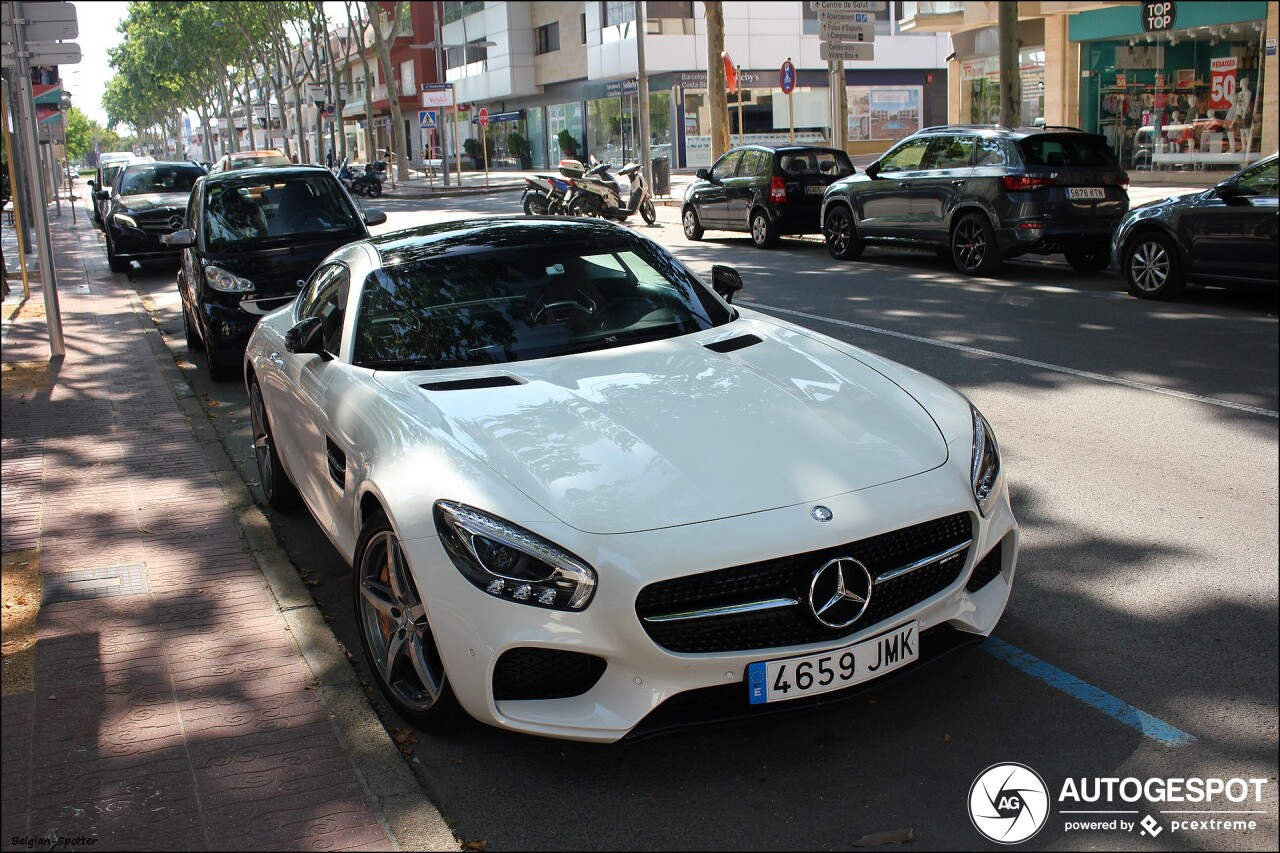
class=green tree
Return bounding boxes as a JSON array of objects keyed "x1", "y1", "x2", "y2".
[{"x1": 63, "y1": 106, "x2": 92, "y2": 163}]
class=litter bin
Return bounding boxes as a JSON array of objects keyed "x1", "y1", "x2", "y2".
[{"x1": 651, "y1": 157, "x2": 670, "y2": 197}]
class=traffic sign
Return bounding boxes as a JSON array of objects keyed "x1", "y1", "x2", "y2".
[
  {"x1": 419, "y1": 109, "x2": 437, "y2": 129},
  {"x1": 1, "y1": 41, "x2": 81, "y2": 65},
  {"x1": 478, "y1": 108, "x2": 489, "y2": 127},
  {"x1": 4, "y1": 17, "x2": 78, "y2": 40},
  {"x1": 421, "y1": 83, "x2": 454, "y2": 107},
  {"x1": 817, "y1": 9, "x2": 873, "y2": 22},
  {"x1": 810, "y1": 1, "x2": 886, "y2": 9},
  {"x1": 1, "y1": 2, "x2": 76, "y2": 24},
  {"x1": 821, "y1": 22, "x2": 875, "y2": 42},
  {"x1": 779, "y1": 60, "x2": 796, "y2": 95},
  {"x1": 819, "y1": 42, "x2": 875, "y2": 61}
]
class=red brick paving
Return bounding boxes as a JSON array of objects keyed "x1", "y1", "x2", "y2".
[{"x1": 1, "y1": 204, "x2": 393, "y2": 851}]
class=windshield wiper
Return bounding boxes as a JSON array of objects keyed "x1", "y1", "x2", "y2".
[{"x1": 359, "y1": 357, "x2": 493, "y2": 371}]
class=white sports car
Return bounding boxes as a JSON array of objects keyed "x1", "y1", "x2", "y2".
[{"x1": 245, "y1": 217, "x2": 1020, "y2": 743}]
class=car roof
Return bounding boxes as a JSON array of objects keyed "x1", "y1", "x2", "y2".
[
  {"x1": 119, "y1": 160, "x2": 204, "y2": 173},
  {"x1": 728, "y1": 144, "x2": 847, "y2": 154},
  {"x1": 913, "y1": 124, "x2": 1102, "y2": 139},
  {"x1": 368, "y1": 217, "x2": 640, "y2": 268},
  {"x1": 231, "y1": 150, "x2": 287, "y2": 157},
  {"x1": 199, "y1": 164, "x2": 333, "y2": 184},
  {"x1": 100, "y1": 152, "x2": 135, "y2": 164}
]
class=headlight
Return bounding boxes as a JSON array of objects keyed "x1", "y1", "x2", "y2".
[
  {"x1": 434, "y1": 502, "x2": 596, "y2": 611},
  {"x1": 112, "y1": 212, "x2": 138, "y2": 228},
  {"x1": 204, "y1": 264, "x2": 255, "y2": 293},
  {"x1": 970, "y1": 406, "x2": 1001, "y2": 516}
]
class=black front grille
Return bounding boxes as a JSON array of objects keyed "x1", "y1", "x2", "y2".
[
  {"x1": 965, "y1": 539, "x2": 1003, "y2": 592},
  {"x1": 137, "y1": 213, "x2": 183, "y2": 234},
  {"x1": 636, "y1": 513, "x2": 973, "y2": 654},
  {"x1": 492, "y1": 648, "x2": 607, "y2": 701}
]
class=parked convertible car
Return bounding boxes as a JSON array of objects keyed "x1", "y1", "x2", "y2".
[
  {"x1": 245, "y1": 217, "x2": 1020, "y2": 742},
  {"x1": 1113, "y1": 152, "x2": 1278, "y2": 300}
]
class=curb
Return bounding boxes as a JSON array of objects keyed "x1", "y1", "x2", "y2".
[{"x1": 120, "y1": 280, "x2": 457, "y2": 852}]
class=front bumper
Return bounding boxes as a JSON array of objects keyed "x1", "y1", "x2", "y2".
[
  {"x1": 109, "y1": 222, "x2": 183, "y2": 262},
  {"x1": 400, "y1": 438, "x2": 1019, "y2": 742}
]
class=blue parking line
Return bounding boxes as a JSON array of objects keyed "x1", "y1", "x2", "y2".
[{"x1": 981, "y1": 637, "x2": 1197, "y2": 746}]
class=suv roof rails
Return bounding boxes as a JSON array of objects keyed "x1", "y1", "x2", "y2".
[
  {"x1": 919, "y1": 124, "x2": 1015, "y2": 133},
  {"x1": 1028, "y1": 124, "x2": 1086, "y2": 132}
]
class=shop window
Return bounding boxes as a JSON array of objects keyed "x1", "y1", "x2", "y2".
[{"x1": 535, "y1": 23, "x2": 560, "y2": 55}]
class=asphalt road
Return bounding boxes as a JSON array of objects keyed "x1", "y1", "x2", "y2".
[{"x1": 122, "y1": 188, "x2": 1278, "y2": 851}]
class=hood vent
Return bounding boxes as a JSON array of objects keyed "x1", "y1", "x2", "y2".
[
  {"x1": 704, "y1": 334, "x2": 763, "y2": 354},
  {"x1": 421, "y1": 375, "x2": 522, "y2": 392}
]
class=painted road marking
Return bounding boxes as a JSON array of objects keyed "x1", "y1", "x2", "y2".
[
  {"x1": 982, "y1": 637, "x2": 1196, "y2": 746},
  {"x1": 745, "y1": 301, "x2": 1278, "y2": 419}
]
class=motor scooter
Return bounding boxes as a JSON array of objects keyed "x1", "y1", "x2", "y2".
[
  {"x1": 521, "y1": 173, "x2": 573, "y2": 215},
  {"x1": 568, "y1": 158, "x2": 656, "y2": 225}
]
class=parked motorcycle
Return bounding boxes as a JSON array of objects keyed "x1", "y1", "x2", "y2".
[
  {"x1": 568, "y1": 158, "x2": 656, "y2": 225},
  {"x1": 521, "y1": 172, "x2": 573, "y2": 215},
  {"x1": 361, "y1": 160, "x2": 387, "y2": 198}
]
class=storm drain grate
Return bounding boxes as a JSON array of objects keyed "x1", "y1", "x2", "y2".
[{"x1": 42, "y1": 564, "x2": 148, "y2": 605}]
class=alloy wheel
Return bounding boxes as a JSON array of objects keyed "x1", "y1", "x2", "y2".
[
  {"x1": 954, "y1": 218, "x2": 987, "y2": 271},
  {"x1": 357, "y1": 531, "x2": 446, "y2": 713},
  {"x1": 1128, "y1": 239, "x2": 1169, "y2": 293}
]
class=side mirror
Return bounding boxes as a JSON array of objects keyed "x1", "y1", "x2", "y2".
[
  {"x1": 695, "y1": 168, "x2": 711, "y2": 181},
  {"x1": 284, "y1": 316, "x2": 327, "y2": 358},
  {"x1": 363, "y1": 208, "x2": 387, "y2": 226},
  {"x1": 162, "y1": 228, "x2": 194, "y2": 247},
  {"x1": 711, "y1": 264, "x2": 744, "y2": 304},
  {"x1": 1213, "y1": 179, "x2": 1239, "y2": 200},
  {"x1": 864, "y1": 161, "x2": 881, "y2": 179},
  {"x1": 94, "y1": 190, "x2": 110, "y2": 201}
]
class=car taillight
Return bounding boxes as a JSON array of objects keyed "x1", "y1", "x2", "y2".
[
  {"x1": 770, "y1": 176, "x2": 787, "y2": 203},
  {"x1": 1118, "y1": 174, "x2": 1130, "y2": 187},
  {"x1": 1001, "y1": 175, "x2": 1056, "y2": 191}
]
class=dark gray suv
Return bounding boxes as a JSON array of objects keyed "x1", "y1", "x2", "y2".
[{"x1": 821, "y1": 125, "x2": 1130, "y2": 276}]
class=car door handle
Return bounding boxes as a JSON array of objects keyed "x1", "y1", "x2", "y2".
[
  {"x1": 268, "y1": 352, "x2": 284, "y2": 367},
  {"x1": 951, "y1": 180, "x2": 966, "y2": 186}
]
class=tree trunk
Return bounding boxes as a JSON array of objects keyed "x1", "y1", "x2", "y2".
[
  {"x1": 366, "y1": 1, "x2": 409, "y2": 181},
  {"x1": 244, "y1": 76, "x2": 258, "y2": 150},
  {"x1": 705, "y1": 1, "x2": 729, "y2": 159},
  {"x1": 216, "y1": 75, "x2": 239, "y2": 154},
  {"x1": 998, "y1": 1, "x2": 1021, "y2": 128},
  {"x1": 346, "y1": 1, "x2": 375, "y2": 162}
]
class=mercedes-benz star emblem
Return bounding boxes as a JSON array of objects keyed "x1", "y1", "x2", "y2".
[
  {"x1": 807, "y1": 557, "x2": 873, "y2": 628},
  {"x1": 810, "y1": 505, "x2": 833, "y2": 522},
  {"x1": 168, "y1": 215, "x2": 184, "y2": 230}
]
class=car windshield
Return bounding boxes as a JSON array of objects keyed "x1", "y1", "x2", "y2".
[
  {"x1": 118, "y1": 165, "x2": 203, "y2": 196},
  {"x1": 203, "y1": 174, "x2": 363, "y2": 251},
  {"x1": 353, "y1": 241, "x2": 731, "y2": 369},
  {"x1": 1018, "y1": 135, "x2": 1121, "y2": 168}
]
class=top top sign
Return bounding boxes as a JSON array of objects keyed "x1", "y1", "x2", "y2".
[{"x1": 810, "y1": 1, "x2": 887, "y2": 10}]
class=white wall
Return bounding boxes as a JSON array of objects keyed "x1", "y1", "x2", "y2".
[{"x1": 442, "y1": 1, "x2": 541, "y2": 103}]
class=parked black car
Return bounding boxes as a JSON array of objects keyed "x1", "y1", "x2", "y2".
[
  {"x1": 1113, "y1": 154, "x2": 1277, "y2": 300},
  {"x1": 682, "y1": 145, "x2": 855, "y2": 248},
  {"x1": 98, "y1": 160, "x2": 204, "y2": 272},
  {"x1": 821, "y1": 125, "x2": 1130, "y2": 275},
  {"x1": 87, "y1": 153, "x2": 146, "y2": 230},
  {"x1": 166, "y1": 165, "x2": 386, "y2": 381}
]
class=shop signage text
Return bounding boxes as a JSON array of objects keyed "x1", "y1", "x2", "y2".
[{"x1": 1140, "y1": 1, "x2": 1176, "y2": 32}]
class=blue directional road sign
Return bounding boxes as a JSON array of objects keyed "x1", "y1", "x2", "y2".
[{"x1": 419, "y1": 110, "x2": 437, "y2": 129}]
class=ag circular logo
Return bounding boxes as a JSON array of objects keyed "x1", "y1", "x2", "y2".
[{"x1": 968, "y1": 763, "x2": 1050, "y2": 844}]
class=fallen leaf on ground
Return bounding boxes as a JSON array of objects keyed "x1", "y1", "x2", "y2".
[
  {"x1": 390, "y1": 728, "x2": 418, "y2": 745},
  {"x1": 852, "y1": 828, "x2": 913, "y2": 847},
  {"x1": 455, "y1": 837, "x2": 486, "y2": 852}
]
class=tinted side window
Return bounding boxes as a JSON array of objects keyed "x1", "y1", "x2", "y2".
[
  {"x1": 710, "y1": 151, "x2": 742, "y2": 181},
  {"x1": 923, "y1": 136, "x2": 975, "y2": 170},
  {"x1": 879, "y1": 138, "x2": 932, "y2": 173},
  {"x1": 737, "y1": 149, "x2": 771, "y2": 178},
  {"x1": 299, "y1": 264, "x2": 343, "y2": 322},
  {"x1": 298, "y1": 264, "x2": 349, "y2": 356},
  {"x1": 1237, "y1": 160, "x2": 1278, "y2": 197},
  {"x1": 973, "y1": 138, "x2": 1009, "y2": 167}
]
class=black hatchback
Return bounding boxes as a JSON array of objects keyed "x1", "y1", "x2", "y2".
[
  {"x1": 821, "y1": 125, "x2": 1130, "y2": 275},
  {"x1": 165, "y1": 166, "x2": 386, "y2": 381},
  {"x1": 682, "y1": 145, "x2": 855, "y2": 248}
]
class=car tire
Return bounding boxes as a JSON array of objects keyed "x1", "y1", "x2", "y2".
[
  {"x1": 523, "y1": 192, "x2": 551, "y2": 216},
  {"x1": 1123, "y1": 231, "x2": 1185, "y2": 300},
  {"x1": 1064, "y1": 247, "x2": 1111, "y2": 273},
  {"x1": 205, "y1": 347, "x2": 239, "y2": 383},
  {"x1": 182, "y1": 304, "x2": 204, "y2": 352},
  {"x1": 951, "y1": 213, "x2": 1003, "y2": 276},
  {"x1": 354, "y1": 510, "x2": 462, "y2": 731},
  {"x1": 640, "y1": 198, "x2": 656, "y2": 225},
  {"x1": 682, "y1": 206, "x2": 704, "y2": 240},
  {"x1": 106, "y1": 239, "x2": 129, "y2": 274},
  {"x1": 750, "y1": 209, "x2": 779, "y2": 249},
  {"x1": 248, "y1": 377, "x2": 301, "y2": 511},
  {"x1": 824, "y1": 205, "x2": 864, "y2": 261}
]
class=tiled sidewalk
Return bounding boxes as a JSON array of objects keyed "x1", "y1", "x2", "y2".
[{"x1": 1, "y1": 208, "x2": 394, "y2": 851}]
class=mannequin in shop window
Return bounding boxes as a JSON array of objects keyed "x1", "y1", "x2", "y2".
[{"x1": 1226, "y1": 76, "x2": 1253, "y2": 153}]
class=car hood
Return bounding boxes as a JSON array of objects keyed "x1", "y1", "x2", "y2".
[
  {"x1": 116, "y1": 191, "x2": 192, "y2": 212},
  {"x1": 205, "y1": 238, "x2": 350, "y2": 297},
  {"x1": 375, "y1": 320, "x2": 949, "y2": 534}
]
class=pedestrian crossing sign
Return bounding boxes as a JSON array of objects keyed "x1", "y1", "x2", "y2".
[{"x1": 418, "y1": 110, "x2": 437, "y2": 129}]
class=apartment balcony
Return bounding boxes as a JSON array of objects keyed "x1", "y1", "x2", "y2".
[{"x1": 899, "y1": 1, "x2": 966, "y2": 32}]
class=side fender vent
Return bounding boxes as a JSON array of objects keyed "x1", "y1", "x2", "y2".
[
  {"x1": 704, "y1": 334, "x2": 763, "y2": 354},
  {"x1": 421, "y1": 376, "x2": 523, "y2": 392}
]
